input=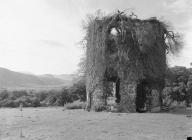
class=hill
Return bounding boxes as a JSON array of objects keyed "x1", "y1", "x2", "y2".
[{"x1": 0, "y1": 67, "x2": 76, "y2": 89}]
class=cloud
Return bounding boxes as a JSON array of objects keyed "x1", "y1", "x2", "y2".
[
  {"x1": 162, "y1": 0, "x2": 192, "y2": 28},
  {"x1": 0, "y1": 0, "x2": 191, "y2": 74},
  {"x1": 36, "y1": 40, "x2": 66, "y2": 48},
  {"x1": 164, "y1": 0, "x2": 192, "y2": 13}
]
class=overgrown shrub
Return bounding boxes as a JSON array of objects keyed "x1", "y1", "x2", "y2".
[
  {"x1": 68, "y1": 77, "x2": 86, "y2": 102},
  {"x1": 0, "y1": 90, "x2": 9, "y2": 100},
  {"x1": 163, "y1": 66, "x2": 192, "y2": 108},
  {"x1": 65, "y1": 100, "x2": 86, "y2": 110},
  {"x1": 0, "y1": 76, "x2": 86, "y2": 108}
]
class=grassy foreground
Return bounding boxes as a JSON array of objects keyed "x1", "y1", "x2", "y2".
[{"x1": 0, "y1": 107, "x2": 191, "y2": 140}]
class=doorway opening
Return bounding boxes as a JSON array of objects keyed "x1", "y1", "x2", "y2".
[
  {"x1": 135, "y1": 80, "x2": 149, "y2": 112},
  {"x1": 106, "y1": 77, "x2": 121, "y2": 107}
]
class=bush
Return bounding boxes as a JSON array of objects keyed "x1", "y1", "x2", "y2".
[
  {"x1": 0, "y1": 76, "x2": 86, "y2": 108},
  {"x1": 37, "y1": 91, "x2": 48, "y2": 101},
  {"x1": 0, "y1": 99, "x2": 17, "y2": 107},
  {"x1": 0, "y1": 90, "x2": 9, "y2": 100},
  {"x1": 65, "y1": 100, "x2": 86, "y2": 110},
  {"x1": 31, "y1": 97, "x2": 40, "y2": 107},
  {"x1": 163, "y1": 66, "x2": 192, "y2": 108},
  {"x1": 68, "y1": 77, "x2": 86, "y2": 102}
]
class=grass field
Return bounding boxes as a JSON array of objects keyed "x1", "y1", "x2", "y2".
[{"x1": 0, "y1": 107, "x2": 191, "y2": 140}]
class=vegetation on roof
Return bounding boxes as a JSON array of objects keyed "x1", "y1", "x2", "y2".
[{"x1": 83, "y1": 10, "x2": 183, "y2": 83}]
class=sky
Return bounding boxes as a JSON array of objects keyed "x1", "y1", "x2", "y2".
[{"x1": 0, "y1": 0, "x2": 191, "y2": 74}]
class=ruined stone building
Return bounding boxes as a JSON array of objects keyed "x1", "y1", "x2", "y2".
[{"x1": 84, "y1": 11, "x2": 181, "y2": 112}]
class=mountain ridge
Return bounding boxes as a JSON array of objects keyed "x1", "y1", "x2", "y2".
[{"x1": 0, "y1": 67, "x2": 77, "y2": 89}]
